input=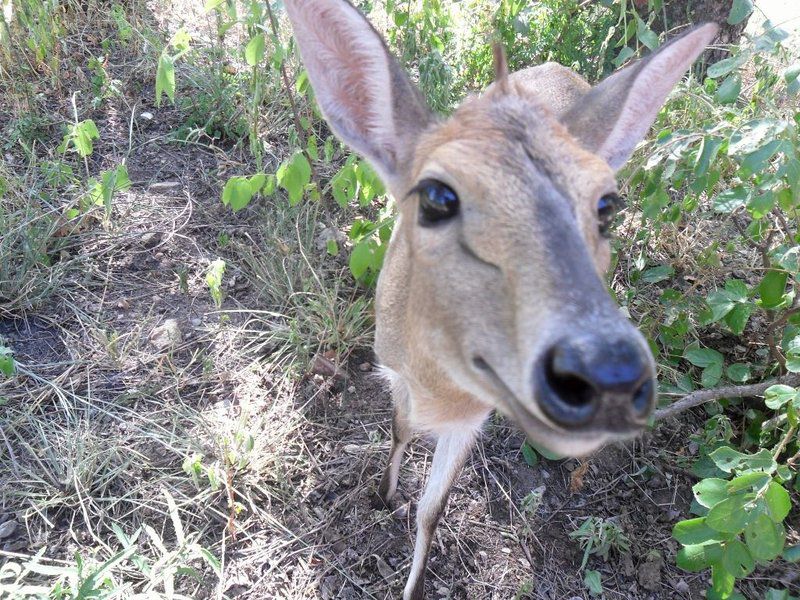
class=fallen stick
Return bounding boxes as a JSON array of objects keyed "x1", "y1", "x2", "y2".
[{"x1": 654, "y1": 373, "x2": 800, "y2": 422}]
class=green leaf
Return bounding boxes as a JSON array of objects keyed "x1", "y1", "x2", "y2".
[
  {"x1": 156, "y1": 54, "x2": 176, "y2": 106},
  {"x1": 715, "y1": 74, "x2": 741, "y2": 104},
  {"x1": 245, "y1": 33, "x2": 265, "y2": 66},
  {"x1": 764, "y1": 385, "x2": 798, "y2": 410},
  {"x1": 349, "y1": 240, "x2": 373, "y2": 280},
  {"x1": 0, "y1": 346, "x2": 14, "y2": 377},
  {"x1": 636, "y1": 16, "x2": 659, "y2": 50},
  {"x1": 727, "y1": 472, "x2": 770, "y2": 493},
  {"x1": 728, "y1": 0, "x2": 753, "y2": 25},
  {"x1": 702, "y1": 362, "x2": 723, "y2": 387},
  {"x1": 583, "y1": 569, "x2": 603, "y2": 596},
  {"x1": 729, "y1": 119, "x2": 787, "y2": 157},
  {"x1": 745, "y1": 513, "x2": 785, "y2": 560},
  {"x1": 709, "y1": 447, "x2": 746, "y2": 473},
  {"x1": 673, "y1": 518, "x2": 727, "y2": 545},
  {"x1": 694, "y1": 478, "x2": 729, "y2": 508},
  {"x1": 723, "y1": 303, "x2": 752, "y2": 335},
  {"x1": 707, "y1": 53, "x2": 748, "y2": 79},
  {"x1": 642, "y1": 265, "x2": 673, "y2": 284},
  {"x1": 726, "y1": 363, "x2": 751, "y2": 383},
  {"x1": 677, "y1": 542, "x2": 723, "y2": 572},
  {"x1": 684, "y1": 348, "x2": 724, "y2": 369},
  {"x1": 758, "y1": 270, "x2": 788, "y2": 309},
  {"x1": 763, "y1": 481, "x2": 790, "y2": 522},
  {"x1": 713, "y1": 187, "x2": 749, "y2": 213},
  {"x1": 221, "y1": 176, "x2": 255, "y2": 212},
  {"x1": 782, "y1": 544, "x2": 800, "y2": 562},
  {"x1": 722, "y1": 539, "x2": 754, "y2": 577},
  {"x1": 707, "y1": 494, "x2": 758, "y2": 533},
  {"x1": 521, "y1": 441, "x2": 538, "y2": 467},
  {"x1": 277, "y1": 152, "x2": 312, "y2": 205},
  {"x1": 785, "y1": 63, "x2": 800, "y2": 95},
  {"x1": 710, "y1": 561, "x2": 735, "y2": 598}
]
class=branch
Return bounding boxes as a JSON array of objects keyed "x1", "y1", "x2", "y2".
[{"x1": 654, "y1": 373, "x2": 800, "y2": 422}]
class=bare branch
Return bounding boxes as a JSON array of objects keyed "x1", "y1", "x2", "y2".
[{"x1": 654, "y1": 373, "x2": 800, "y2": 422}]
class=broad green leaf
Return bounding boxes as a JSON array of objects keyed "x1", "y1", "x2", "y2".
[
  {"x1": 764, "y1": 385, "x2": 797, "y2": 410},
  {"x1": 745, "y1": 513, "x2": 785, "y2": 560},
  {"x1": 694, "y1": 478, "x2": 729, "y2": 508},
  {"x1": 763, "y1": 481, "x2": 790, "y2": 522},
  {"x1": 765, "y1": 589, "x2": 792, "y2": 600},
  {"x1": 673, "y1": 518, "x2": 727, "y2": 545},
  {"x1": 709, "y1": 447, "x2": 746, "y2": 473},
  {"x1": 715, "y1": 74, "x2": 741, "y2": 104},
  {"x1": 695, "y1": 136, "x2": 724, "y2": 177},
  {"x1": 711, "y1": 562, "x2": 735, "y2": 598},
  {"x1": 707, "y1": 494, "x2": 757, "y2": 533},
  {"x1": 726, "y1": 363, "x2": 751, "y2": 383},
  {"x1": 636, "y1": 16, "x2": 659, "y2": 50},
  {"x1": 349, "y1": 240, "x2": 373, "y2": 280},
  {"x1": 245, "y1": 33, "x2": 265, "y2": 66},
  {"x1": 713, "y1": 187, "x2": 749, "y2": 213},
  {"x1": 728, "y1": 0, "x2": 753, "y2": 25},
  {"x1": 707, "y1": 53, "x2": 748, "y2": 79},
  {"x1": 613, "y1": 46, "x2": 635, "y2": 67},
  {"x1": 740, "y1": 448, "x2": 777, "y2": 472},
  {"x1": 785, "y1": 63, "x2": 800, "y2": 95},
  {"x1": 684, "y1": 347, "x2": 724, "y2": 369},
  {"x1": 677, "y1": 542, "x2": 723, "y2": 572},
  {"x1": 642, "y1": 265, "x2": 673, "y2": 284},
  {"x1": 221, "y1": 176, "x2": 255, "y2": 212},
  {"x1": 724, "y1": 303, "x2": 752, "y2": 335},
  {"x1": 156, "y1": 54, "x2": 176, "y2": 106},
  {"x1": 758, "y1": 270, "x2": 788, "y2": 309},
  {"x1": 728, "y1": 119, "x2": 787, "y2": 157},
  {"x1": 727, "y1": 472, "x2": 770, "y2": 493},
  {"x1": 721, "y1": 539, "x2": 754, "y2": 577},
  {"x1": 277, "y1": 152, "x2": 312, "y2": 205},
  {"x1": 702, "y1": 362, "x2": 723, "y2": 387}
]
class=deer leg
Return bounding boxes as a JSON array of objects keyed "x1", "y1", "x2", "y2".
[
  {"x1": 377, "y1": 405, "x2": 412, "y2": 506},
  {"x1": 404, "y1": 428, "x2": 478, "y2": 600}
]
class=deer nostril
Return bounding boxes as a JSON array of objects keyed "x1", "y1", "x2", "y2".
[{"x1": 537, "y1": 349, "x2": 599, "y2": 426}]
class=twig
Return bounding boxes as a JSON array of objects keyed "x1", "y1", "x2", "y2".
[
  {"x1": 655, "y1": 373, "x2": 800, "y2": 421},
  {"x1": 773, "y1": 423, "x2": 797, "y2": 461}
]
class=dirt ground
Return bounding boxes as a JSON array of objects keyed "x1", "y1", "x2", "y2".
[{"x1": 1, "y1": 2, "x2": 799, "y2": 599}]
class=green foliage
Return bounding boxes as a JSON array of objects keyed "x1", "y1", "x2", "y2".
[
  {"x1": 569, "y1": 516, "x2": 630, "y2": 570},
  {"x1": 60, "y1": 119, "x2": 100, "y2": 158},
  {"x1": 0, "y1": 344, "x2": 15, "y2": 377},
  {"x1": 205, "y1": 259, "x2": 226, "y2": 308},
  {"x1": 156, "y1": 28, "x2": 191, "y2": 106}
]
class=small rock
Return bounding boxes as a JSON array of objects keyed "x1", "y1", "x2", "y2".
[
  {"x1": 139, "y1": 111, "x2": 154, "y2": 121},
  {"x1": 3, "y1": 539, "x2": 27, "y2": 552},
  {"x1": 638, "y1": 550, "x2": 664, "y2": 591},
  {"x1": 347, "y1": 385, "x2": 356, "y2": 393},
  {"x1": 500, "y1": 547, "x2": 511, "y2": 554},
  {"x1": 190, "y1": 317, "x2": 202, "y2": 327},
  {"x1": 315, "y1": 226, "x2": 347, "y2": 252},
  {"x1": 150, "y1": 319, "x2": 182, "y2": 350},
  {"x1": 149, "y1": 181, "x2": 181, "y2": 192},
  {"x1": 140, "y1": 231, "x2": 161, "y2": 248},
  {"x1": 0, "y1": 520, "x2": 18, "y2": 539},
  {"x1": 310, "y1": 355, "x2": 344, "y2": 379},
  {"x1": 358, "y1": 361, "x2": 372, "y2": 372},
  {"x1": 674, "y1": 578, "x2": 690, "y2": 595}
]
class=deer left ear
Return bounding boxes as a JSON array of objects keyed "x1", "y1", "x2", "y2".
[{"x1": 562, "y1": 23, "x2": 718, "y2": 171}]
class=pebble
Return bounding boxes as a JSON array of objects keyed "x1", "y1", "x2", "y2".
[
  {"x1": 0, "y1": 520, "x2": 17, "y2": 539},
  {"x1": 358, "y1": 362, "x2": 372, "y2": 372},
  {"x1": 150, "y1": 319, "x2": 182, "y2": 350}
]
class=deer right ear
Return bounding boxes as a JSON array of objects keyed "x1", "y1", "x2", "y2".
[
  {"x1": 563, "y1": 23, "x2": 718, "y2": 171},
  {"x1": 284, "y1": 0, "x2": 431, "y2": 188}
]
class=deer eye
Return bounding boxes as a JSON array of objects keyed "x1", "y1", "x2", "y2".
[
  {"x1": 597, "y1": 193, "x2": 624, "y2": 237},
  {"x1": 416, "y1": 179, "x2": 459, "y2": 226}
]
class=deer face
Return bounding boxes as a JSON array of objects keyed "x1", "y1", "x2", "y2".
[{"x1": 385, "y1": 90, "x2": 655, "y2": 456}]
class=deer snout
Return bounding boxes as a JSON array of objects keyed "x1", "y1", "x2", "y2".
[{"x1": 534, "y1": 335, "x2": 655, "y2": 430}]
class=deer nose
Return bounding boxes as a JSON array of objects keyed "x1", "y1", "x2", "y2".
[{"x1": 535, "y1": 336, "x2": 655, "y2": 429}]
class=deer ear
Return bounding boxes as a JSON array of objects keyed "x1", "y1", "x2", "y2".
[
  {"x1": 284, "y1": 0, "x2": 431, "y2": 188},
  {"x1": 563, "y1": 23, "x2": 718, "y2": 171}
]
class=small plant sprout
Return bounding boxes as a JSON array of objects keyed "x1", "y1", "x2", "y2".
[
  {"x1": 520, "y1": 485, "x2": 546, "y2": 518},
  {"x1": 205, "y1": 259, "x2": 225, "y2": 308},
  {"x1": 569, "y1": 516, "x2": 631, "y2": 570},
  {"x1": 0, "y1": 343, "x2": 15, "y2": 377}
]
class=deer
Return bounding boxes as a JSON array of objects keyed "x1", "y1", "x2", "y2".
[{"x1": 283, "y1": 1, "x2": 717, "y2": 598}]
